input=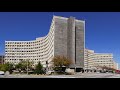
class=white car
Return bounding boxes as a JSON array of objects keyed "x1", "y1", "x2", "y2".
[
  {"x1": 0, "y1": 71, "x2": 5, "y2": 75},
  {"x1": 46, "y1": 70, "x2": 54, "y2": 75}
]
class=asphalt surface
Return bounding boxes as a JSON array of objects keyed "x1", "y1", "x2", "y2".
[{"x1": 0, "y1": 73, "x2": 120, "y2": 78}]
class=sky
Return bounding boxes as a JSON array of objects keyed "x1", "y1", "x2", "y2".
[{"x1": 0, "y1": 12, "x2": 120, "y2": 66}]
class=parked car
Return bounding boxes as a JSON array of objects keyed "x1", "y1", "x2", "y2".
[
  {"x1": 46, "y1": 70, "x2": 55, "y2": 75},
  {"x1": 0, "y1": 71, "x2": 5, "y2": 75},
  {"x1": 115, "y1": 70, "x2": 120, "y2": 74}
]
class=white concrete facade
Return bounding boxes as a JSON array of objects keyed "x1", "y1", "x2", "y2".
[
  {"x1": 113, "y1": 61, "x2": 119, "y2": 70},
  {"x1": 84, "y1": 49, "x2": 118, "y2": 70},
  {"x1": 94, "y1": 53, "x2": 114, "y2": 68},
  {"x1": 5, "y1": 16, "x2": 56, "y2": 68},
  {"x1": 84, "y1": 49, "x2": 95, "y2": 70}
]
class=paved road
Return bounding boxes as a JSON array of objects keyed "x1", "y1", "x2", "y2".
[
  {"x1": 75, "y1": 73, "x2": 119, "y2": 78},
  {"x1": 45, "y1": 73, "x2": 120, "y2": 78},
  {"x1": 0, "y1": 73, "x2": 120, "y2": 78}
]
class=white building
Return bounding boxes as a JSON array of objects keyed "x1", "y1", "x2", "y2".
[
  {"x1": 84, "y1": 49, "x2": 95, "y2": 70},
  {"x1": 5, "y1": 16, "x2": 55, "y2": 69},
  {"x1": 94, "y1": 53, "x2": 114, "y2": 69},
  {"x1": 84, "y1": 49, "x2": 118, "y2": 70},
  {"x1": 113, "y1": 61, "x2": 119, "y2": 70},
  {"x1": 5, "y1": 15, "x2": 85, "y2": 71}
]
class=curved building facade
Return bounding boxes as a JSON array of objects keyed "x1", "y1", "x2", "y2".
[{"x1": 5, "y1": 16, "x2": 85, "y2": 70}]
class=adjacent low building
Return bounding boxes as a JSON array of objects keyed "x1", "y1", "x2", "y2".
[
  {"x1": 94, "y1": 53, "x2": 115, "y2": 69},
  {"x1": 84, "y1": 49, "x2": 118, "y2": 70},
  {"x1": 113, "y1": 61, "x2": 119, "y2": 70}
]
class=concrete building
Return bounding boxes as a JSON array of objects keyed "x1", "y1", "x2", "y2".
[
  {"x1": 84, "y1": 49, "x2": 118, "y2": 70},
  {"x1": 118, "y1": 64, "x2": 120, "y2": 70},
  {"x1": 84, "y1": 49, "x2": 95, "y2": 70},
  {"x1": 0, "y1": 55, "x2": 4, "y2": 64},
  {"x1": 113, "y1": 61, "x2": 119, "y2": 70},
  {"x1": 94, "y1": 53, "x2": 117, "y2": 69},
  {"x1": 5, "y1": 16, "x2": 85, "y2": 71}
]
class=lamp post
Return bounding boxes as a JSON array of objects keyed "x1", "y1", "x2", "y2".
[{"x1": 46, "y1": 61, "x2": 48, "y2": 73}]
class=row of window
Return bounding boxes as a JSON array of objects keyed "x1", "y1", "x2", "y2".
[
  {"x1": 5, "y1": 37, "x2": 51, "y2": 44},
  {"x1": 6, "y1": 42, "x2": 32, "y2": 44},
  {"x1": 5, "y1": 61, "x2": 46, "y2": 64},
  {"x1": 97, "y1": 63, "x2": 113, "y2": 65},
  {"x1": 95, "y1": 58, "x2": 113, "y2": 60},
  {"x1": 5, "y1": 48, "x2": 49, "y2": 51},
  {"x1": 5, "y1": 43, "x2": 49, "y2": 47},
  {"x1": 95, "y1": 60, "x2": 113, "y2": 62},
  {"x1": 5, "y1": 55, "x2": 53, "y2": 61},
  {"x1": 5, "y1": 58, "x2": 48, "y2": 60},
  {"x1": 96, "y1": 56, "x2": 112, "y2": 57},
  {"x1": 5, "y1": 42, "x2": 52, "y2": 49},
  {"x1": 5, "y1": 52, "x2": 50, "y2": 56},
  {"x1": 5, "y1": 49, "x2": 53, "y2": 54},
  {"x1": 5, "y1": 37, "x2": 53, "y2": 46},
  {"x1": 5, "y1": 49, "x2": 51, "y2": 52}
]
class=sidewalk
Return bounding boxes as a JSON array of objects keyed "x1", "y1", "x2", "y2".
[{"x1": 1, "y1": 73, "x2": 120, "y2": 78}]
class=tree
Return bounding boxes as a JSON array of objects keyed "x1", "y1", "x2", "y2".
[
  {"x1": 0, "y1": 62, "x2": 14, "y2": 74},
  {"x1": 34, "y1": 61, "x2": 44, "y2": 74},
  {"x1": 5, "y1": 63, "x2": 14, "y2": 74},
  {"x1": 15, "y1": 62, "x2": 23, "y2": 72},
  {"x1": 15, "y1": 60, "x2": 34, "y2": 73},
  {"x1": 26, "y1": 60, "x2": 34, "y2": 71},
  {"x1": 0, "y1": 64, "x2": 5, "y2": 71},
  {"x1": 52, "y1": 55, "x2": 72, "y2": 73}
]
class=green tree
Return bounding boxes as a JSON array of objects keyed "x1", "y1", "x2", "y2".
[
  {"x1": 15, "y1": 62, "x2": 23, "y2": 72},
  {"x1": 25, "y1": 60, "x2": 34, "y2": 71},
  {"x1": 0, "y1": 63, "x2": 14, "y2": 73},
  {"x1": 5, "y1": 63, "x2": 14, "y2": 74},
  {"x1": 15, "y1": 60, "x2": 34, "y2": 73},
  {"x1": 20, "y1": 61, "x2": 27, "y2": 70},
  {"x1": 0, "y1": 64, "x2": 5, "y2": 71},
  {"x1": 34, "y1": 61, "x2": 44, "y2": 75}
]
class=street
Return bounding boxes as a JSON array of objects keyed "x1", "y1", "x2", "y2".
[{"x1": 0, "y1": 73, "x2": 120, "y2": 78}]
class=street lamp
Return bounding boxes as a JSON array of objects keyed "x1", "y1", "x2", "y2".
[{"x1": 46, "y1": 61, "x2": 48, "y2": 72}]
